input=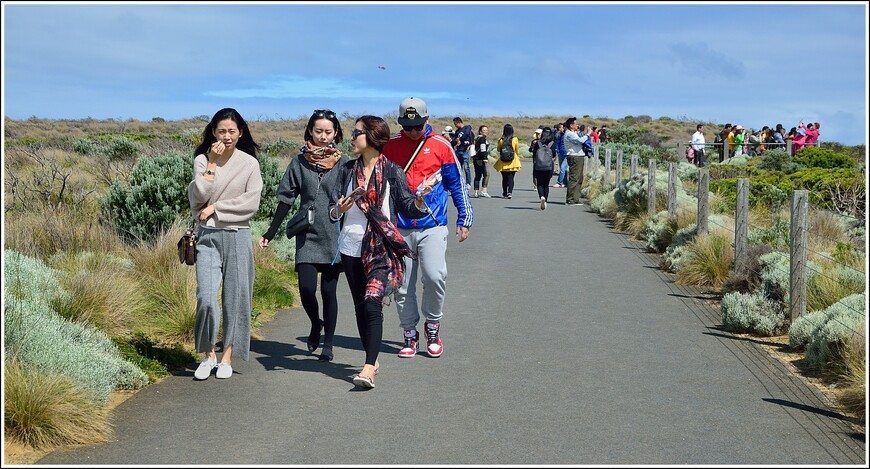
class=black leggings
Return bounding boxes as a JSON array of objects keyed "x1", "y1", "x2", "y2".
[
  {"x1": 500, "y1": 171, "x2": 516, "y2": 197},
  {"x1": 533, "y1": 169, "x2": 553, "y2": 199},
  {"x1": 296, "y1": 263, "x2": 342, "y2": 351},
  {"x1": 340, "y1": 254, "x2": 383, "y2": 366},
  {"x1": 473, "y1": 159, "x2": 489, "y2": 190}
]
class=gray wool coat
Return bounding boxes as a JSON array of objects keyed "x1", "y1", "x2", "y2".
[{"x1": 276, "y1": 152, "x2": 349, "y2": 265}]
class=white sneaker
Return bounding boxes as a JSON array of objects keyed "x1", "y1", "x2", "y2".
[
  {"x1": 215, "y1": 362, "x2": 233, "y2": 379},
  {"x1": 481, "y1": 192, "x2": 491, "y2": 198},
  {"x1": 541, "y1": 197, "x2": 547, "y2": 210},
  {"x1": 194, "y1": 357, "x2": 216, "y2": 380}
]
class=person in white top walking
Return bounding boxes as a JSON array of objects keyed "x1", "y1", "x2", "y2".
[{"x1": 691, "y1": 124, "x2": 707, "y2": 167}]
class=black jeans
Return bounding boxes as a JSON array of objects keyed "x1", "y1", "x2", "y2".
[
  {"x1": 340, "y1": 254, "x2": 383, "y2": 366},
  {"x1": 694, "y1": 148, "x2": 706, "y2": 167},
  {"x1": 473, "y1": 159, "x2": 489, "y2": 190}
]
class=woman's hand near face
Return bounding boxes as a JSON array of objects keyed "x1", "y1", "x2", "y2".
[{"x1": 211, "y1": 141, "x2": 226, "y2": 156}]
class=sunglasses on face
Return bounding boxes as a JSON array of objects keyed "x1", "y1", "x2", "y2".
[
  {"x1": 313, "y1": 109, "x2": 336, "y2": 119},
  {"x1": 351, "y1": 128, "x2": 366, "y2": 139},
  {"x1": 402, "y1": 125, "x2": 424, "y2": 132}
]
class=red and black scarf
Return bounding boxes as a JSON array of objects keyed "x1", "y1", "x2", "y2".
[{"x1": 354, "y1": 155, "x2": 414, "y2": 300}]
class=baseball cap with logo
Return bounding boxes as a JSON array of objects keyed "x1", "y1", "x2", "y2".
[{"x1": 398, "y1": 97, "x2": 428, "y2": 126}]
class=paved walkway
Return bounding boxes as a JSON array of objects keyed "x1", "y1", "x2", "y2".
[{"x1": 39, "y1": 184, "x2": 866, "y2": 465}]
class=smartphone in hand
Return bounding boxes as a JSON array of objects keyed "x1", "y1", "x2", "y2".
[{"x1": 348, "y1": 186, "x2": 366, "y2": 201}]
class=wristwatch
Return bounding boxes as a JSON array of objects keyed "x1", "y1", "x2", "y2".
[{"x1": 205, "y1": 169, "x2": 215, "y2": 176}]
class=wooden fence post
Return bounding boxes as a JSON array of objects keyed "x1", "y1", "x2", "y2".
[
  {"x1": 735, "y1": 179, "x2": 749, "y2": 274},
  {"x1": 630, "y1": 155, "x2": 638, "y2": 177},
  {"x1": 678, "y1": 142, "x2": 685, "y2": 161},
  {"x1": 604, "y1": 148, "x2": 612, "y2": 187},
  {"x1": 647, "y1": 160, "x2": 657, "y2": 216},
  {"x1": 616, "y1": 150, "x2": 623, "y2": 182},
  {"x1": 668, "y1": 162, "x2": 677, "y2": 217},
  {"x1": 786, "y1": 140, "x2": 793, "y2": 157},
  {"x1": 697, "y1": 169, "x2": 709, "y2": 235},
  {"x1": 592, "y1": 144, "x2": 599, "y2": 176},
  {"x1": 790, "y1": 190, "x2": 808, "y2": 322}
]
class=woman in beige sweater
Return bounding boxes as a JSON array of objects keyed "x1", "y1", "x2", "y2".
[{"x1": 188, "y1": 108, "x2": 263, "y2": 380}]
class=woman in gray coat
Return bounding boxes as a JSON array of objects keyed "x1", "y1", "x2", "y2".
[{"x1": 259, "y1": 110, "x2": 348, "y2": 362}]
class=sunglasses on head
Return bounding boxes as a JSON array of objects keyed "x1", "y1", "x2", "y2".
[
  {"x1": 313, "y1": 109, "x2": 336, "y2": 119},
  {"x1": 351, "y1": 128, "x2": 366, "y2": 139},
  {"x1": 402, "y1": 124, "x2": 424, "y2": 132}
]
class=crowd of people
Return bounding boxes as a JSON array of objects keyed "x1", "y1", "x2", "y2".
[
  {"x1": 691, "y1": 120, "x2": 822, "y2": 167},
  {"x1": 187, "y1": 103, "x2": 820, "y2": 389}
]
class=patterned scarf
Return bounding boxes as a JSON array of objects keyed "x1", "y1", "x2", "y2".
[
  {"x1": 354, "y1": 155, "x2": 414, "y2": 300},
  {"x1": 302, "y1": 142, "x2": 342, "y2": 170}
]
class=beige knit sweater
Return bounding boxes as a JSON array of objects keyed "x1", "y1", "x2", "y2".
[{"x1": 188, "y1": 149, "x2": 263, "y2": 230}]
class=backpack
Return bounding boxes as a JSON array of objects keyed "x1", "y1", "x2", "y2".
[
  {"x1": 499, "y1": 138, "x2": 515, "y2": 162},
  {"x1": 581, "y1": 135, "x2": 594, "y2": 157},
  {"x1": 532, "y1": 141, "x2": 554, "y2": 171}
]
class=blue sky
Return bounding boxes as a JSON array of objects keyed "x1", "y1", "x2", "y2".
[{"x1": 2, "y1": 2, "x2": 868, "y2": 145}]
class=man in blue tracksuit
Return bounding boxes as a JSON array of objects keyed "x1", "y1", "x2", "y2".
[{"x1": 383, "y1": 97, "x2": 474, "y2": 359}]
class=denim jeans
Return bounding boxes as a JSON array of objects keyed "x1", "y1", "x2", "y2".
[
  {"x1": 557, "y1": 153, "x2": 568, "y2": 185},
  {"x1": 456, "y1": 149, "x2": 472, "y2": 186}
]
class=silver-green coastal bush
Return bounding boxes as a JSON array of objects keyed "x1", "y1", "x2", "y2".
[
  {"x1": 758, "y1": 251, "x2": 821, "y2": 304},
  {"x1": 720, "y1": 291, "x2": 788, "y2": 336},
  {"x1": 797, "y1": 293, "x2": 867, "y2": 367},
  {"x1": 4, "y1": 251, "x2": 148, "y2": 404}
]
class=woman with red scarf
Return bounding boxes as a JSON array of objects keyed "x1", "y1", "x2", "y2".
[{"x1": 329, "y1": 116, "x2": 433, "y2": 388}]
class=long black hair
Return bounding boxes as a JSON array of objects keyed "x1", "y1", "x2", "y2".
[
  {"x1": 501, "y1": 123, "x2": 514, "y2": 144},
  {"x1": 194, "y1": 108, "x2": 259, "y2": 159},
  {"x1": 540, "y1": 126, "x2": 553, "y2": 144}
]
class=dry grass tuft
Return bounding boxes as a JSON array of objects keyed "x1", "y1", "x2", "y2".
[
  {"x1": 675, "y1": 230, "x2": 734, "y2": 288},
  {"x1": 4, "y1": 359, "x2": 112, "y2": 449}
]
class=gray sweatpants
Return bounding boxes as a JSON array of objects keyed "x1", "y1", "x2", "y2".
[
  {"x1": 395, "y1": 225, "x2": 448, "y2": 331},
  {"x1": 194, "y1": 227, "x2": 254, "y2": 361}
]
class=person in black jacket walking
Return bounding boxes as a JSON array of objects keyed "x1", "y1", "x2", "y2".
[
  {"x1": 530, "y1": 127, "x2": 556, "y2": 210},
  {"x1": 259, "y1": 109, "x2": 348, "y2": 362},
  {"x1": 328, "y1": 115, "x2": 433, "y2": 389}
]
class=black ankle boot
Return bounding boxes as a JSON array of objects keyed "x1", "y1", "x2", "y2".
[
  {"x1": 318, "y1": 345, "x2": 333, "y2": 362},
  {"x1": 307, "y1": 319, "x2": 323, "y2": 353}
]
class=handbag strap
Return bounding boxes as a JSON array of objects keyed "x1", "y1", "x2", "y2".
[{"x1": 403, "y1": 136, "x2": 430, "y2": 173}]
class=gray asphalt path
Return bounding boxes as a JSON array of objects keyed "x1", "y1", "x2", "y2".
[{"x1": 39, "y1": 183, "x2": 865, "y2": 465}]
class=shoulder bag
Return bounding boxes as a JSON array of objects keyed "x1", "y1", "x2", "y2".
[
  {"x1": 177, "y1": 228, "x2": 197, "y2": 265},
  {"x1": 286, "y1": 171, "x2": 324, "y2": 239}
]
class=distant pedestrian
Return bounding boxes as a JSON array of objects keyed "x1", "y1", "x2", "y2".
[
  {"x1": 494, "y1": 123, "x2": 522, "y2": 199},
  {"x1": 563, "y1": 117, "x2": 590, "y2": 205},
  {"x1": 189, "y1": 108, "x2": 263, "y2": 380},
  {"x1": 452, "y1": 117, "x2": 474, "y2": 189},
  {"x1": 554, "y1": 122, "x2": 568, "y2": 187},
  {"x1": 530, "y1": 127, "x2": 556, "y2": 210},
  {"x1": 472, "y1": 125, "x2": 492, "y2": 198},
  {"x1": 691, "y1": 124, "x2": 706, "y2": 167}
]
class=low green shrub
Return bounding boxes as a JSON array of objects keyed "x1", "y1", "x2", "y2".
[
  {"x1": 100, "y1": 150, "x2": 193, "y2": 242},
  {"x1": 793, "y1": 146, "x2": 856, "y2": 169},
  {"x1": 721, "y1": 291, "x2": 788, "y2": 336}
]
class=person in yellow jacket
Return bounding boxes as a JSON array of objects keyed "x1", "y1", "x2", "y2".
[{"x1": 494, "y1": 123, "x2": 522, "y2": 199}]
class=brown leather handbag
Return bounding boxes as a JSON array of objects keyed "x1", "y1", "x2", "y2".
[{"x1": 177, "y1": 229, "x2": 197, "y2": 265}]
